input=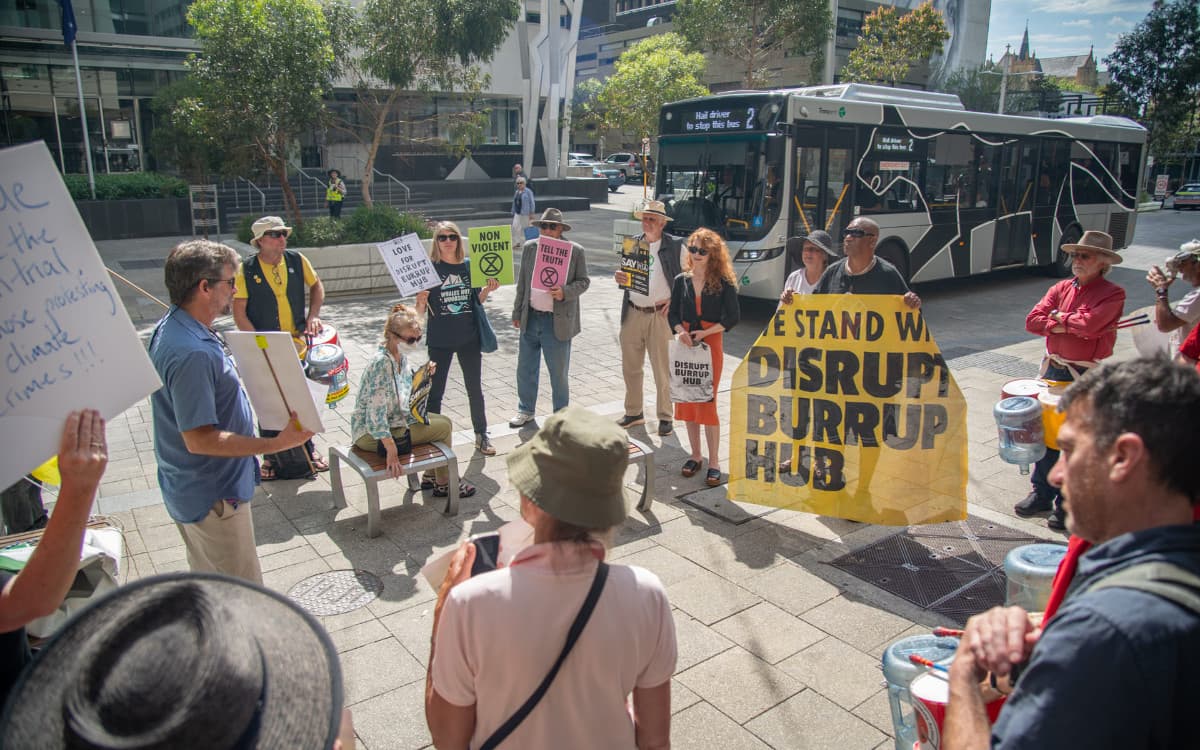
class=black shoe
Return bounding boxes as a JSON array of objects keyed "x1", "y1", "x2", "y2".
[
  {"x1": 1014, "y1": 491, "x2": 1054, "y2": 517},
  {"x1": 617, "y1": 413, "x2": 645, "y2": 429},
  {"x1": 657, "y1": 420, "x2": 674, "y2": 436},
  {"x1": 1047, "y1": 506, "x2": 1067, "y2": 531}
]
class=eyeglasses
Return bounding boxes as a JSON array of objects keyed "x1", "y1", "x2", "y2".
[
  {"x1": 687, "y1": 245, "x2": 708, "y2": 256},
  {"x1": 206, "y1": 277, "x2": 236, "y2": 289},
  {"x1": 842, "y1": 228, "x2": 876, "y2": 239},
  {"x1": 262, "y1": 230, "x2": 288, "y2": 239},
  {"x1": 436, "y1": 234, "x2": 459, "y2": 243}
]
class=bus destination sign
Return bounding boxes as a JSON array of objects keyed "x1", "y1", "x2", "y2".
[{"x1": 682, "y1": 107, "x2": 757, "y2": 133}]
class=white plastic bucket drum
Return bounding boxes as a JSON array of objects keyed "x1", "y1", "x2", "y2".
[{"x1": 305, "y1": 343, "x2": 350, "y2": 405}]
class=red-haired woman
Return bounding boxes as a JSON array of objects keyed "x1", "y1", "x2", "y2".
[{"x1": 668, "y1": 228, "x2": 739, "y2": 487}]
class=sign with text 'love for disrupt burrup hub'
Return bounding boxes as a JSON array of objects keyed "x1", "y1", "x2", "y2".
[
  {"x1": 0, "y1": 141, "x2": 162, "y2": 490},
  {"x1": 729, "y1": 295, "x2": 967, "y2": 526}
]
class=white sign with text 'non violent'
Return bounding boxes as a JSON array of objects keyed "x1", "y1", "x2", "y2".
[{"x1": 0, "y1": 141, "x2": 162, "y2": 489}]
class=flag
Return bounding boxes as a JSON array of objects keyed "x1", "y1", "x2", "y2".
[{"x1": 58, "y1": 0, "x2": 77, "y2": 46}]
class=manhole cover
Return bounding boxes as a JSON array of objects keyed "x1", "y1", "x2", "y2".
[{"x1": 287, "y1": 569, "x2": 383, "y2": 616}]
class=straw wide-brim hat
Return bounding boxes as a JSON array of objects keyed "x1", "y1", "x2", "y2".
[
  {"x1": 532, "y1": 208, "x2": 572, "y2": 232},
  {"x1": 0, "y1": 573, "x2": 342, "y2": 750},
  {"x1": 1062, "y1": 229, "x2": 1122, "y2": 265},
  {"x1": 633, "y1": 199, "x2": 673, "y2": 222},
  {"x1": 506, "y1": 405, "x2": 628, "y2": 529},
  {"x1": 250, "y1": 215, "x2": 293, "y2": 246}
]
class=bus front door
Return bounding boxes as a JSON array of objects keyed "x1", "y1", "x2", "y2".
[
  {"x1": 993, "y1": 140, "x2": 1037, "y2": 267},
  {"x1": 789, "y1": 126, "x2": 855, "y2": 275}
]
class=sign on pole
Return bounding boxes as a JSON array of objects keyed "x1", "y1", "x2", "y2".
[
  {"x1": 531, "y1": 237, "x2": 572, "y2": 291},
  {"x1": 1155, "y1": 174, "x2": 1170, "y2": 199},
  {"x1": 378, "y1": 233, "x2": 441, "y2": 296},
  {"x1": 468, "y1": 226, "x2": 514, "y2": 288},
  {"x1": 0, "y1": 141, "x2": 162, "y2": 489}
]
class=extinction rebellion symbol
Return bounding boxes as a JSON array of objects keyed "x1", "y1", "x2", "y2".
[{"x1": 479, "y1": 253, "x2": 503, "y2": 276}]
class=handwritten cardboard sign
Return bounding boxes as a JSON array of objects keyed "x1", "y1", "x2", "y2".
[
  {"x1": 619, "y1": 237, "x2": 651, "y2": 296},
  {"x1": 222, "y1": 331, "x2": 323, "y2": 434},
  {"x1": 467, "y1": 225, "x2": 514, "y2": 288},
  {"x1": 531, "y1": 236, "x2": 572, "y2": 291},
  {"x1": 378, "y1": 233, "x2": 440, "y2": 297},
  {"x1": 0, "y1": 142, "x2": 162, "y2": 490}
]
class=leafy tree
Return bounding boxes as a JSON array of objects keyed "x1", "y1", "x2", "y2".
[
  {"x1": 570, "y1": 77, "x2": 606, "y2": 146},
  {"x1": 940, "y1": 66, "x2": 1002, "y2": 112},
  {"x1": 673, "y1": 0, "x2": 831, "y2": 90},
  {"x1": 1105, "y1": 0, "x2": 1200, "y2": 159},
  {"x1": 186, "y1": 0, "x2": 337, "y2": 224},
  {"x1": 149, "y1": 79, "x2": 249, "y2": 182},
  {"x1": 596, "y1": 33, "x2": 708, "y2": 142},
  {"x1": 330, "y1": 0, "x2": 519, "y2": 205},
  {"x1": 842, "y1": 1, "x2": 950, "y2": 87}
]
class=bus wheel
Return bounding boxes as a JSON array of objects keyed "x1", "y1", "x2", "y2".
[
  {"x1": 1046, "y1": 227, "x2": 1080, "y2": 278},
  {"x1": 876, "y1": 241, "x2": 909, "y2": 282}
]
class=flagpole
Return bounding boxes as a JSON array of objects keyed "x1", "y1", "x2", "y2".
[{"x1": 70, "y1": 39, "x2": 96, "y2": 200}]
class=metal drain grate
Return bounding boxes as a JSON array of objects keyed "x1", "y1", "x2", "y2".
[
  {"x1": 287, "y1": 569, "x2": 383, "y2": 616},
  {"x1": 830, "y1": 516, "x2": 1041, "y2": 625},
  {"x1": 945, "y1": 351, "x2": 1039, "y2": 378}
]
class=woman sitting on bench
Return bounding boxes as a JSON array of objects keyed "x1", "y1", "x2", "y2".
[{"x1": 349, "y1": 303, "x2": 476, "y2": 498}]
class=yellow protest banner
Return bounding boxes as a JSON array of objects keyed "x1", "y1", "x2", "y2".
[{"x1": 729, "y1": 295, "x2": 967, "y2": 525}]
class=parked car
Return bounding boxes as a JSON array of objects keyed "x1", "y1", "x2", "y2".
[
  {"x1": 604, "y1": 152, "x2": 641, "y2": 179},
  {"x1": 568, "y1": 152, "x2": 595, "y2": 163},
  {"x1": 1174, "y1": 183, "x2": 1200, "y2": 210},
  {"x1": 593, "y1": 164, "x2": 625, "y2": 192}
]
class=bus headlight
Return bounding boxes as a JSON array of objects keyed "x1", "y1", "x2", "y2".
[{"x1": 735, "y1": 246, "x2": 784, "y2": 261}]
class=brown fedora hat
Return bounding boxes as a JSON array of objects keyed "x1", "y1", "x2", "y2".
[{"x1": 1062, "y1": 230, "x2": 1122, "y2": 265}]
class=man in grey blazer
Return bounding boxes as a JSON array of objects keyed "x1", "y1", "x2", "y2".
[
  {"x1": 614, "y1": 200, "x2": 683, "y2": 436},
  {"x1": 509, "y1": 209, "x2": 591, "y2": 426}
]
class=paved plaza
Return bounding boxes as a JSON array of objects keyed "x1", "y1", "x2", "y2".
[{"x1": 83, "y1": 199, "x2": 1181, "y2": 749}]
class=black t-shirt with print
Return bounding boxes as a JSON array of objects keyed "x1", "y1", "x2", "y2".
[
  {"x1": 0, "y1": 572, "x2": 31, "y2": 707},
  {"x1": 426, "y1": 260, "x2": 479, "y2": 349}
]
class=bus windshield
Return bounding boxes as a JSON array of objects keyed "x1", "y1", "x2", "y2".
[{"x1": 656, "y1": 135, "x2": 786, "y2": 241}]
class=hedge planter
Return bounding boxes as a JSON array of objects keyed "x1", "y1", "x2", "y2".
[
  {"x1": 301, "y1": 239, "x2": 435, "y2": 299},
  {"x1": 76, "y1": 198, "x2": 191, "y2": 241}
]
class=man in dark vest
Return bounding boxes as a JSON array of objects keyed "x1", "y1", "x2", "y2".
[{"x1": 233, "y1": 216, "x2": 328, "y2": 477}]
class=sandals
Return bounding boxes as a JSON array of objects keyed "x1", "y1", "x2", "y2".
[
  {"x1": 420, "y1": 473, "x2": 436, "y2": 490},
  {"x1": 705, "y1": 468, "x2": 722, "y2": 487},
  {"x1": 433, "y1": 481, "x2": 477, "y2": 498},
  {"x1": 309, "y1": 452, "x2": 329, "y2": 472},
  {"x1": 681, "y1": 458, "x2": 702, "y2": 478},
  {"x1": 259, "y1": 461, "x2": 278, "y2": 481}
]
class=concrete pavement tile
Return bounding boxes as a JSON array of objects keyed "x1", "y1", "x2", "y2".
[
  {"x1": 774, "y1": 510, "x2": 865, "y2": 542},
  {"x1": 317, "y1": 606, "x2": 377, "y2": 635},
  {"x1": 379, "y1": 605, "x2": 437, "y2": 667},
  {"x1": 252, "y1": 520, "x2": 310, "y2": 557},
  {"x1": 619, "y1": 544, "x2": 709, "y2": 587},
  {"x1": 800, "y1": 597, "x2": 914, "y2": 653},
  {"x1": 96, "y1": 488, "x2": 166, "y2": 514},
  {"x1": 138, "y1": 522, "x2": 184, "y2": 552},
  {"x1": 329, "y1": 619, "x2": 391, "y2": 654},
  {"x1": 776, "y1": 637, "x2": 884, "y2": 710},
  {"x1": 258, "y1": 544, "x2": 323, "y2": 573},
  {"x1": 366, "y1": 566, "x2": 437, "y2": 617},
  {"x1": 745, "y1": 689, "x2": 886, "y2": 750},
  {"x1": 742, "y1": 560, "x2": 842, "y2": 615},
  {"x1": 153, "y1": 558, "x2": 190, "y2": 574},
  {"x1": 261, "y1": 556, "x2": 334, "y2": 594},
  {"x1": 865, "y1": 623, "x2": 929, "y2": 660},
  {"x1": 687, "y1": 524, "x2": 819, "y2": 582},
  {"x1": 267, "y1": 485, "x2": 344, "y2": 520},
  {"x1": 712, "y1": 602, "x2": 825, "y2": 665},
  {"x1": 349, "y1": 681, "x2": 431, "y2": 750},
  {"x1": 672, "y1": 611, "x2": 735, "y2": 672},
  {"x1": 250, "y1": 501, "x2": 290, "y2": 529},
  {"x1": 853, "y1": 688, "x2": 898, "y2": 736},
  {"x1": 609, "y1": 535, "x2": 658, "y2": 560},
  {"x1": 340, "y1": 637, "x2": 425, "y2": 705},
  {"x1": 675, "y1": 647, "x2": 803, "y2": 723},
  {"x1": 99, "y1": 479, "x2": 133, "y2": 498},
  {"x1": 147, "y1": 544, "x2": 187, "y2": 567},
  {"x1": 121, "y1": 529, "x2": 146, "y2": 556},
  {"x1": 667, "y1": 573, "x2": 761, "y2": 625},
  {"x1": 671, "y1": 680, "x2": 703, "y2": 715},
  {"x1": 669, "y1": 702, "x2": 771, "y2": 749}
]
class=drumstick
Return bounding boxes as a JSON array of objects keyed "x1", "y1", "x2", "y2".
[
  {"x1": 1117, "y1": 312, "x2": 1149, "y2": 325},
  {"x1": 255, "y1": 335, "x2": 317, "y2": 475},
  {"x1": 932, "y1": 627, "x2": 964, "y2": 637},
  {"x1": 909, "y1": 654, "x2": 950, "y2": 677},
  {"x1": 1113, "y1": 319, "x2": 1151, "y2": 331}
]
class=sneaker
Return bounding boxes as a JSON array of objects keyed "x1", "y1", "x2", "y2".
[
  {"x1": 508, "y1": 413, "x2": 534, "y2": 428},
  {"x1": 1013, "y1": 491, "x2": 1053, "y2": 517},
  {"x1": 657, "y1": 420, "x2": 674, "y2": 436},
  {"x1": 1047, "y1": 506, "x2": 1067, "y2": 531},
  {"x1": 476, "y1": 433, "x2": 496, "y2": 456},
  {"x1": 617, "y1": 413, "x2": 645, "y2": 429}
]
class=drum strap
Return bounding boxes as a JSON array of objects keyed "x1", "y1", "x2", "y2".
[
  {"x1": 1039, "y1": 353, "x2": 1095, "y2": 381},
  {"x1": 1083, "y1": 562, "x2": 1200, "y2": 616}
]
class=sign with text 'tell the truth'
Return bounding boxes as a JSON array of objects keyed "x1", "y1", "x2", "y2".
[{"x1": 729, "y1": 295, "x2": 967, "y2": 525}]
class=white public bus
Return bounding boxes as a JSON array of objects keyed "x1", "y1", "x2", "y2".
[{"x1": 654, "y1": 84, "x2": 1147, "y2": 300}]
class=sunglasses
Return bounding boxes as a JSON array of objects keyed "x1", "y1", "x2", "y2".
[
  {"x1": 842, "y1": 228, "x2": 875, "y2": 239},
  {"x1": 391, "y1": 330, "x2": 422, "y2": 344},
  {"x1": 262, "y1": 230, "x2": 288, "y2": 239},
  {"x1": 436, "y1": 234, "x2": 459, "y2": 242},
  {"x1": 687, "y1": 245, "x2": 708, "y2": 256},
  {"x1": 206, "y1": 277, "x2": 236, "y2": 289}
]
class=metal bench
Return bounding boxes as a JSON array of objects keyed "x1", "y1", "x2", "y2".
[
  {"x1": 329, "y1": 442, "x2": 460, "y2": 538},
  {"x1": 627, "y1": 437, "x2": 655, "y2": 512}
]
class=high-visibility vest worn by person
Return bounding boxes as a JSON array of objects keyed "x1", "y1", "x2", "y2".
[{"x1": 326, "y1": 179, "x2": 345, "y2": 203}]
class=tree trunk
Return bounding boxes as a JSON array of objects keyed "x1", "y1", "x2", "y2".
[{"x1": 363, "y1": 90, "x2": 398, "y2": 210}]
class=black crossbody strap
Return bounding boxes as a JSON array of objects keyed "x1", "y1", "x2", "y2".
[{"x1": 480, "y1": 562, "x2": 609, "y2": 750}]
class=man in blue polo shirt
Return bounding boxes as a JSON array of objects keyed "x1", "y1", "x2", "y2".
[{"x1": 149, "y1": 240, "x2": 312, "y2": 583}]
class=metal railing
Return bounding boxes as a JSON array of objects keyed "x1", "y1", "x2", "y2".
[
  {"x1": 328, "y1": 155, "x2": 412, "y2": 212},
  {"x1": 288, "y1": 161, "x2": 327, "y2": 207},
  {"x1": 234, "y1": 176, "x2": 266, "y2": 214}
]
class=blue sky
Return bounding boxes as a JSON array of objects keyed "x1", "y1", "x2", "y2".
[{"x1": 985, "y1": 0, "x2": 1155, "y2": 67}]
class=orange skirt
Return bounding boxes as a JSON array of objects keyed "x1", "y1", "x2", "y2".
[{"x1": 674, "y1": 318, "x2": 722, "y2": 426}]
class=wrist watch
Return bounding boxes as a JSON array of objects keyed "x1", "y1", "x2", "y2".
[{"x1": 1156, "y1": 288, "x2": 1169, "y2": 299}]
